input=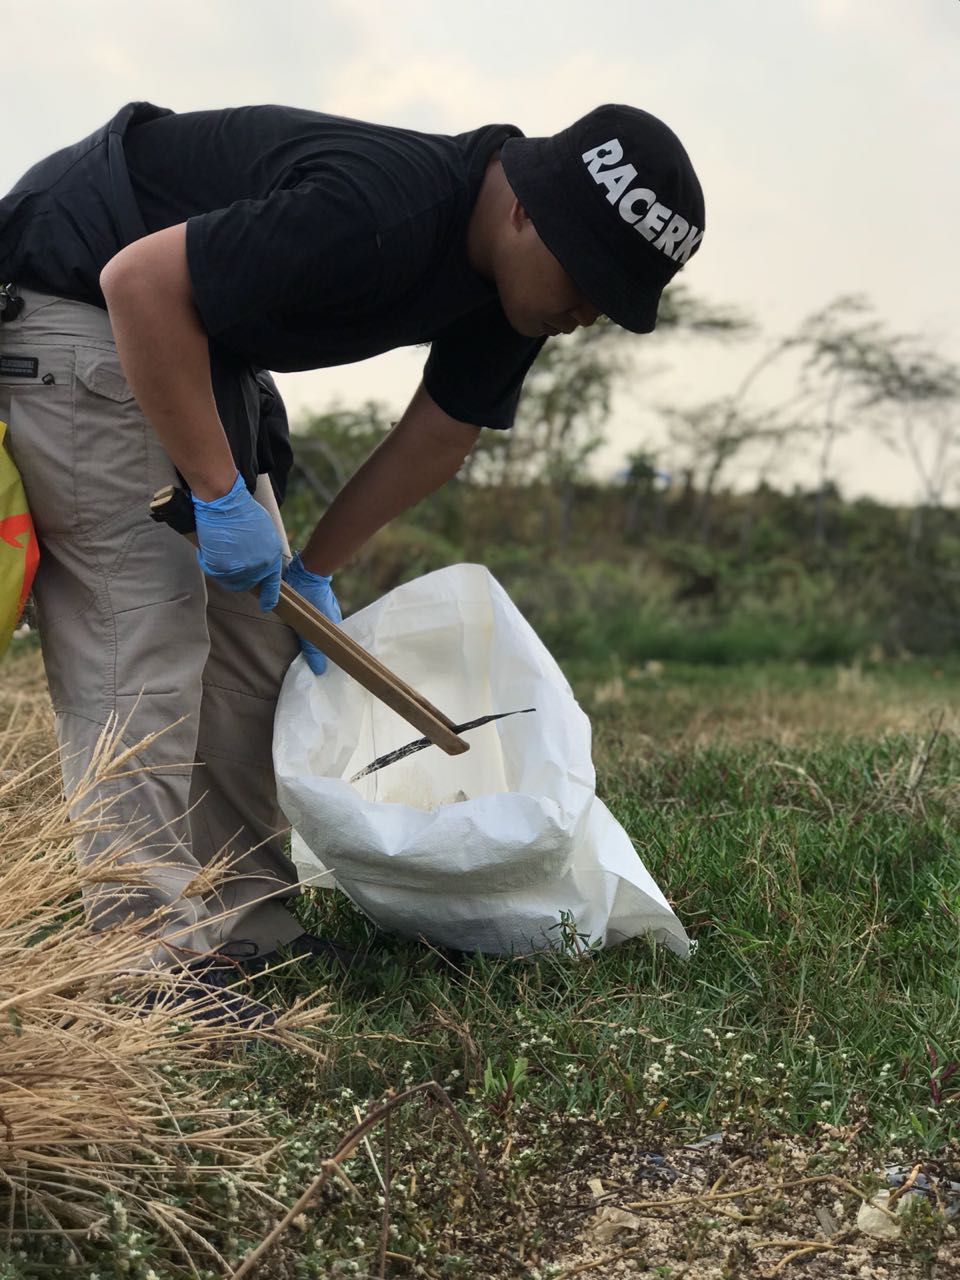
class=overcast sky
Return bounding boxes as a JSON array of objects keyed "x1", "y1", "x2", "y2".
[{"x1": 3, "y1": 0, "x2": 957, "y2": 501}]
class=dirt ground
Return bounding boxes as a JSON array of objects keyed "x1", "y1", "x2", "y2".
[{"x1": 514, "y1": 1122, "x2": 960, "y2": 1280}]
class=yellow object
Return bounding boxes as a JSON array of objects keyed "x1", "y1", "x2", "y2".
[{"x1": 0, "y1": 419, "x2": 38, "y2": 652}]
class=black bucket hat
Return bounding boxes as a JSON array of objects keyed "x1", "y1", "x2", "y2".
[{"x1": 500, "y1": 104, "x2": 705, "y2": 333}]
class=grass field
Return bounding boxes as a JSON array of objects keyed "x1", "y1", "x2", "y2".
[{"x1": 1, "y1": 647, "x2": 958, "y2": 1279}]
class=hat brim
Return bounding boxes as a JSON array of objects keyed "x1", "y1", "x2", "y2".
[{"x1": 501, "y1": 136, "x2": 662, "y2": 335}]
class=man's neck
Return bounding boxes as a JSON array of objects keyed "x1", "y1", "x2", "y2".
[{"x1": 466, "y1": 153, "x2": 509, "y2": 281}]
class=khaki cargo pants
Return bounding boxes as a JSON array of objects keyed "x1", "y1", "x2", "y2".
[{"x1": 0, "y1": 289, "x2": 304, "y2": 964}]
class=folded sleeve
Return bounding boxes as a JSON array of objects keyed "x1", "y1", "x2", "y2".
[{"x1": 423, "y1": 299, "x2": 546, "y2": 430}]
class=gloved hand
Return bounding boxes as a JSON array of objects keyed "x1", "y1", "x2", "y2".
[
  {"x1": 192, "y1": 473, "x2": 284, "y2": 611},
  {"x1": 283, "y1": 552, "x2": 342, "y2": 675}
]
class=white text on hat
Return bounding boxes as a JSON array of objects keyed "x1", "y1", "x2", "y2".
[{"x1": 582, "y1": 139, "x2": 702, "y2": 264}]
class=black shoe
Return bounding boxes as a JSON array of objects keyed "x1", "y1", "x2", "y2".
[
  {"x1": 234, "y1": 932, "x2": 367, "y2": 977},
  {"x1": 135, "y1": 962, "x2": 277, "y2": 1032}
]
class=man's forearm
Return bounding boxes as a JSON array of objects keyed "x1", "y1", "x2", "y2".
[
  {"x1": 301, "y1": 384, "x2": 479, "y2": 575},
  {"x1": 100, "y1": 224, "x2": 237, "y2": 501}
]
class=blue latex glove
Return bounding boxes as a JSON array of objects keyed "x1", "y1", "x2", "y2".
[
  {"x1": 283, "y1": 552, "x2": 342, "y2": 675},
  {"x1": 192, "y1": 473, "x2": 283, "y2": 611}
]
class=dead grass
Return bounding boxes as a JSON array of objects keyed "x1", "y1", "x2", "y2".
[
  {"x1": 0, "y1": 651, "x2": 328, "y2": 1271},
  {"x1": 586, "y1": 659, "x2": 960, "y2": 770},
  {"x1": 0, "y1": 648, "x2": 57, "y2": 808}
]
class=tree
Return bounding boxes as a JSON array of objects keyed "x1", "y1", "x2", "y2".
[
  {"x1": 693, "y1": 296, "x2": 958, "y2": 550},
  {"x1": 857, "y1": 336, "x2": 960, "y2": 556},
  {"x1": 621, "y1": 449, "x2": 666, "y2": 540},
  {"x1": 793, "y1": 298, "x2": 960, "y2": 547},
  {"x1": 659, "y1": 398, "x2": 799, "y2": 543}
]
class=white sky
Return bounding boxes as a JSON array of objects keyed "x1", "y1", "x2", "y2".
[{"x1": 3, "y1": 0, "x2": 957, "y2": 502}]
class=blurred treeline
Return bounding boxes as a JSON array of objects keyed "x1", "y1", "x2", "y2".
[{"x1": 282, "y1": 288, "x2": 960, "y2": 666}]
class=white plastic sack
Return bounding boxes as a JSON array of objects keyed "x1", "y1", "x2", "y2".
[{"x1": 273, "y1": 563, "x2": 689, "y2": 957}]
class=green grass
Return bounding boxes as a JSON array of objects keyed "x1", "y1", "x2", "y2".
[
  {"x1": 262, "y1": 724, "x2": 959, "y2": 1155},
  {"x1": 4, "y1": 658, "x2": 959, "y2": 1278},
  {"x1": 234, "y1": 660, "x2": 958, "y2": 1274}
]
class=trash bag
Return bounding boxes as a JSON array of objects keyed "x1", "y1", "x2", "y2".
[
  {"x1": 0, "y1": 418, "x2": 38, "y2": 653},
  {"x1": 273, "y1": 563, "x2": 689, "y2": 957}
]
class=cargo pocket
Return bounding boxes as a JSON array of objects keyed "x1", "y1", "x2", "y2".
[
  {"x1": 0, "y1": 344, "x2": 78, "y2": 537},
  {"x1": 75, "y1": 346, "x2": 135, "y2": 403},
  {"x1": 73, "y1": 345, "x2": 157, "y2": 532}
]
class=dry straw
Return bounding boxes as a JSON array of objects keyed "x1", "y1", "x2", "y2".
[{"x1": 0, "y1": 700, "x2": 328, "y2": 1269}]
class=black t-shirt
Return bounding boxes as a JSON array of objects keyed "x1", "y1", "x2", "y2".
[{"x1": 123, "y1": 106, "x2": 546, "y2": 430}]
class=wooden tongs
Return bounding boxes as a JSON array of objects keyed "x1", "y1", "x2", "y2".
[{"x1": 149, "y1": 486, "x2": 469, "y2": 758}]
